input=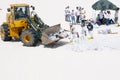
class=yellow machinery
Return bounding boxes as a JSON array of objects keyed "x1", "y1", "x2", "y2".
[{"x1": 0, "y1": 4, "x2": 61, "y2": 46}]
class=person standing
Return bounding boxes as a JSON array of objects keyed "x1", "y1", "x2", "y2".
[
  {"x1": 71, "y1": 10, "x2": 76, "y2": 25},
  {"x1": 65, "y1": 6, "x2": 71, "y2": 22},
  {"x1": 81, "y1": 10, "x2": 87, "y2": 37},
  {"x1": 87, "y1": 21, "x2": 94, "y2": 39},
  {"x1": 114, "y1": 8, "x2": 119, "y2": 24},
  {"x1": 104, "y1": 11, "x2": 110, "y2": 25},
  {"x1": 99, "y1": 11, "x2": 104, "y2": 24},
  {"x1": 69, "y1": 23, "x2": 79, "y2": 43},
  {"x1": 75, "y1": 7, "x2": 80, "y2": 23},
  {"x1": 81, "y1": 8, "x2": 86, "y2": 27}
]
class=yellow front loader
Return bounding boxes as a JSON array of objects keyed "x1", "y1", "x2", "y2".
[{"x1": 0, "y1": 4, "x2": 63, "y2": 46}]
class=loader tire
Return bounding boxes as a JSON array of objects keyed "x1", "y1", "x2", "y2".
[
  {"x1": 0, "y1": 24, "x2": 12, "y2": 41},
  {"x1": 20, "y1": 28, "x2": 39, "y2": 46}
]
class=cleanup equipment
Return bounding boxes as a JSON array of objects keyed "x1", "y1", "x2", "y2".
[{"x1": 0, "y1": 4, "x2": 67, "y2": 46}]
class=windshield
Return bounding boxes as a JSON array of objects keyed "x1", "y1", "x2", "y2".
[{"x1": 14, "y1": 6, "x2": 30, "y2": 20}]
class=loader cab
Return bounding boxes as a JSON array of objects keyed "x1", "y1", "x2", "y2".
[
  {"x1": 10, "y1": 4, "x2": 30, "y2": 20},
  {"x1": 14, "y1": 6, "x2": 30, "y2": 20}
]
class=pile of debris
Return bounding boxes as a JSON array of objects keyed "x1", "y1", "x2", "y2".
[
  {"x1": 98, "y1": 28, "x2": 118, "y2": 34},
  {"x1": 48, "y1": 29, "x2": 69, "y2": 40},
  {"x1": 98, "y1": 29, "x2": 112, "y2": 34}
]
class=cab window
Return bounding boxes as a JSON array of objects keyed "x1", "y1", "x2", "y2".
[{"x1": 14, "y1": 6, "x2": 30, "y2": 20}]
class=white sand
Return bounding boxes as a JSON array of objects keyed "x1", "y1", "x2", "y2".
[{"x1": 0, "y1": 0, "x2": 120, "y2": 80}]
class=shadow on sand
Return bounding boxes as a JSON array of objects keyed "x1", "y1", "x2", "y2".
[
  {"x1": 43, "y1": 41, "x2": 69, "y2": 48},
  {"x1": 6, "y1": 39, "x2": 68, "y2": 48}
]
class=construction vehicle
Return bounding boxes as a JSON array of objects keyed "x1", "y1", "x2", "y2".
[{"x1": 0, "y1": 4, "x2": 65, "y2": 46}]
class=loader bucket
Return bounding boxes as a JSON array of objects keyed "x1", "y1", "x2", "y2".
[{"x1": 41, "y1": 24, "x2": 61, "y2": 45}]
